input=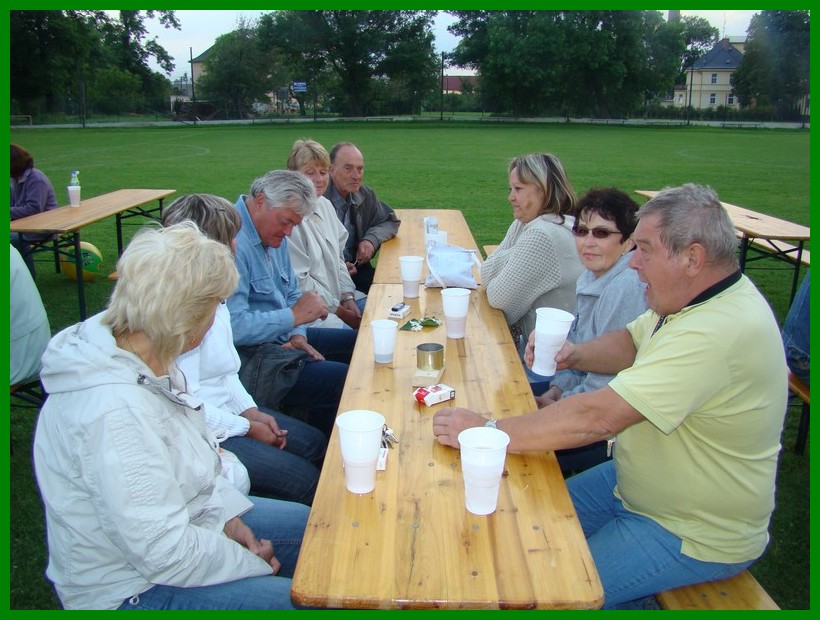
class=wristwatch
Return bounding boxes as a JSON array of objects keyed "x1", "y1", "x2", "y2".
[{"x1": 484, "y1": 418, "x2": 498, "y2": 429}]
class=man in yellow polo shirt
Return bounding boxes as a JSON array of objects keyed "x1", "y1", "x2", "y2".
[{"x1": 432, "y1": 183, "x2": 787, "y2": 609}]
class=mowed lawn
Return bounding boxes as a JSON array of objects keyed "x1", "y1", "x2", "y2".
[{"x1": 8, "y1": 122, "x2": 810, "y2": 609}]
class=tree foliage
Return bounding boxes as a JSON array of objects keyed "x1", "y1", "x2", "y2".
[
  {"x1": 10, "y1": 10, "x2": 178, "y2": 116},
  {"x1": 732, "y1": 11, "x2": 810, "y2": 119},
  {"x1": 257, "y1": 10, "x2": 439, "y2": 116},
  {"x1": 197, "y1": 20, "x2": 282, "y2": 119},
  {"x1": 448, "y1": 10, "x2": 685, "y2": 117}
]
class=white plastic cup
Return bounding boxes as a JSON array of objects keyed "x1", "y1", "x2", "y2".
[
  {"x1": 441, "y1": 287, "x2": 471, "y2": 339},
  {"x1": 425, "y1": 230, "x2": 448, "y2": 246},
  {"x1": 458, "y1": 426, "x2": 510, "y2": 515},
  {"x1": 399, "y1": 256, "x2": 424, "y2": 299},
  {"x1": 530, "y1": 307, "x2": 575, "y2": 377},
  {"x1": 336, "y1": 410, "x2": 386, "y2": 494},
  {"x1": 67, "y1": 185, "x2": 81, "y2": 207},
  {"x1": 371, "y1": 319, "x2": 398, "y2": 364}
]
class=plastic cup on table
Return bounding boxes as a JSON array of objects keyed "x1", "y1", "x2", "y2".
[
  {"x1": 530, "y1": 307, "x2": 575, "y2": 377},
  {"x1": 458, "y1": 426, "x2": 510, "y2": 515},
  {"x1": 440, "y1": 287, "x2": 471, "y2": 338},
  {"x1": 336, "y1": 410, "x2": 386, "y2": 494},
  {"x1": 371, "y1": 319, "x2": 398, "y2": 364},
  {"x1": 67, "y1": 185, "x2": 81, "y2": 207},
  {"x1": 399, "y1": 255, "x2": 424, "y2": 298}
]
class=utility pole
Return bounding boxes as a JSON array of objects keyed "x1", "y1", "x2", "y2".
[
  {"x1": 440, "y1": 52, "x2": 445, "y2": 121},
  {"x1": 190, "y1": 47, "x2": 197, "y2": 126}
]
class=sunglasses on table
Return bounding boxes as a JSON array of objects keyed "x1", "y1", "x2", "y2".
[{"x1": 572, "y1": 225, "x2": 622, "y2": 239}]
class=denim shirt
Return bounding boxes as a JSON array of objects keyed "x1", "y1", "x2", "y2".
[{"x1": 227, "y1": 195, "x2": 306, "y2": 347}]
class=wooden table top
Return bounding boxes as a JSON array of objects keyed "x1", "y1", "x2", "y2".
[
  {"x1": 635, "y1": 190, "x2": 809, "y2": 242},
  {"x1": 9, "y1": 188, "x2": 176, "y2": 234},
  {"x1": 374, "y1": 209, "x2": 482, "y2": 285},
  {"x1": 290, "y1": 283, "x2": 603, "y2": 609}
]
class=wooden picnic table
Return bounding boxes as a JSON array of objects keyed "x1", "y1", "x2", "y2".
[
  {"x1": 635, "y1": 190, "x2": 810, "y2": 303},
  {"x1": 10, "y1": 188, "x2": 175, "y2": 319},
  {"x1": 290, "y1": 210, "x2": 602, "y2": 610},
  {"x1": 374, "y1": 209, "x2": 482, "y2": 285}
]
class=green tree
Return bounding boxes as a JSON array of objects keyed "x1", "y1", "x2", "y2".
[
  {"x1": 258, "y1": 10, "x2": 438, "y2": 116},
  {"x1": 732, "y1": 11, "x2": 810, "y2": 119},
  {"x1": 88, "y1": 66, "x2": 143, "y2": 115},
  {"x1": 680, "y1": 16, "x2": 720, "y2": 74},
  {"x1": 197, "y1": 22, "x2": 277, "y2": 119},
  {"x1": 448, "y1": 10, "x2": 685, "y2": 118},
  {"x1": 10, "y1": 10, "x2": 178, "y2": 117}
]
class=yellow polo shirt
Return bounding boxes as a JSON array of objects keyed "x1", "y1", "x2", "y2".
[{"x1": 609, "y1": 275, "x2": 787, "y2": 563}]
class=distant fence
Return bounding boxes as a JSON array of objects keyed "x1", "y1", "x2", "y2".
[{"x1": 11, "y1": 115, "x2": 32, "y2": 126}]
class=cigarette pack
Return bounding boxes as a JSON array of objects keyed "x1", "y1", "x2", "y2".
[
  {"x1": 388, "y1": 302, "x2": 412, "y2": 320},
  {"x1": 414, "y1": 383, "x2": 456, "y2": 406}
]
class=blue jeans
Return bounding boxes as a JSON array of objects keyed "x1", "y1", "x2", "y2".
[
  {"x1": 782, "y1": 270, "x2": 810, "y2": 385},
  {"x1": 279, "y1": 327, "x2": 356, "y2": 438},
  {"x1": 567, "y1": 461, "x2": 755, "y2": 609},
  {"x1": 221, "y1": 409, "x2": 326, "y2": 506},
  {"x1": 117, "y1": 497, "x2": 311, "y2": 610}
]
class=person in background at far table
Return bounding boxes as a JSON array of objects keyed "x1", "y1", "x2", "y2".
[
  {"x1": 782, "y1": 269, "x2": 809, "y2": 385},
  {"x1": 229, "y1": 170, "x2": 356, "y2": 438},
  {"x1": 324, "y1": 141, "x2": 400, "y2": 294},
  {"x1": 286, "y1": 138, "x2": 365, "y2": 330},
  {"x1": 33, "y1": 223, "x2": 310, "y2": 610},
  {"x1": 433, "y1": 184, "x2": 787, "y2": 609},
  {"x1": 10, "y1": 143, "x2": 59, "y2": 277},
  {"x1": 480, "y1": 152, "x2": 583, "y2": 388},
  {"x1": 162, "y1": 194, "x2": 326, "y2": 506},
  {"x1": 534, "y1": 188, "x2": 647, "y2": 475},
  {"x1": 10, "y1": 244, "x2": 51, "y2": 386}
]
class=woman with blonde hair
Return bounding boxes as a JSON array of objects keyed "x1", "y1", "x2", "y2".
[
  {"x1": 33, "y1": 223, "x2": 309, "y2": 609},
  {"x1": 481, "y1": 153, "x2": 583, "y2": 383},
  {"x1": 286, "y1": 138, "x2": 364, "y2": 329}
]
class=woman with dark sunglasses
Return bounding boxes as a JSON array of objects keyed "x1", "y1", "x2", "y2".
[{"x1": 535, "y1": 187, "x2": 647, "y2": 475}]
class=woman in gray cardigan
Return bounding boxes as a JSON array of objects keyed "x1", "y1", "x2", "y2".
[{"x1": 535, "y1": 188, "x2": 647, "y2": 474}]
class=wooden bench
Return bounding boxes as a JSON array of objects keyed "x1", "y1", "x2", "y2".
[
  {"x1": 788, "y1": 371, "x2": 810, "y2": 455},
  {"x1": 721, "y1": 122, "x2": 762, "y2": 129},
  {"x1": 749, "y1": 238, "x2": 810, "y2": 267},
  {"x1": 483, "y1": 244, "x2": 499, "y2": 257},
  {"x1": 10, "y1": 378, "x2": 46, "y2": 407},
  {"x1": 657, "y1": 570, "x2": 779, "y2": 610}
]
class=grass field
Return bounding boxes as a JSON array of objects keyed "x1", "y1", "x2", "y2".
[{"x1": 7, "y1": 122, "x2": 810, "y2": 609}]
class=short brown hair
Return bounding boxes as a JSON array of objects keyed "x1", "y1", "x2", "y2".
[{"x1": 10, "y1": 144, "x2": 34, "y2": 179}]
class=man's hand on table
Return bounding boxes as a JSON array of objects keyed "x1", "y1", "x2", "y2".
[{"x1": 432, "y1": 407, "x2": 488, "y2": 448}]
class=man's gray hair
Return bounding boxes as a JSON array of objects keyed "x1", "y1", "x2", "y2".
[
  {"x1": 638, "y1": 183, "x2": 738, "y2": 268},
  {"x1": 249, "y1": 170, "x2": 316, "y2": 217}
]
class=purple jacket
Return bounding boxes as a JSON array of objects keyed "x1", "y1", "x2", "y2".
[{"x1": 11, "y1": 167, "x2": 59, "y2": 221}]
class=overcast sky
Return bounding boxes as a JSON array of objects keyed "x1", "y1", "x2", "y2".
[{"x1": 140, "y1": 10, "x2": 761, "y2": 80}]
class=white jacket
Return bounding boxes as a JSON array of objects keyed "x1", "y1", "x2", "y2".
[{"x1": 33, "y1": 313, "x2": 272, "y2": 610}]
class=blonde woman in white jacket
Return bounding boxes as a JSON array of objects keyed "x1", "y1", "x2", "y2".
[{"x1": 33, "y1": 224, "x2": 309, "y2": 610}]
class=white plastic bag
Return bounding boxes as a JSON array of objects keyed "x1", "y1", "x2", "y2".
[{"x1": 424, "y1": 241, "x2": 481, "y2": 289}]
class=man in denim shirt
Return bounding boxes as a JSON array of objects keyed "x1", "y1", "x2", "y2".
[{"x1": 228, "y1": 170, "x2": 356, "y2": 437}]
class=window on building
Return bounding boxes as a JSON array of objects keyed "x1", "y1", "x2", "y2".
[
  {"x1": 709, "y1": 93, "x2": 717, "y2": 105},
  {"x1": 727, "y1": 94, "x2": 735, "y2": 105},
  {"x1": 711, "y1": 73, "x2": 718, "y2": 84},
  {"x1": 678, "y1": 95, "x2": 683, "y2": 105}
]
